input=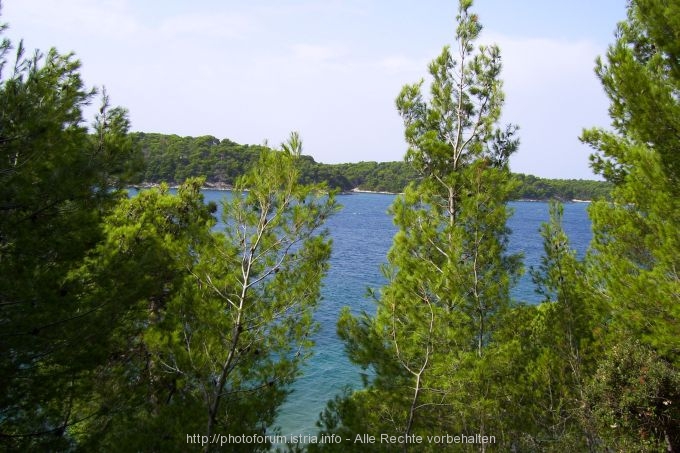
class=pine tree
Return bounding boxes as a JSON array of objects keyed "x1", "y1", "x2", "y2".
[
  {"x1": 64, "y1": 178, "x2": 217, "y2": 451},
  {"x1": 580, "y1": 0, "x2": 680, "y2": 449},
  {"x1": 189, "y1": 134, "x2": 337, "y2": 452},
  {"x1": 510, "y1": 202, "x2": 599, "y2": 450},
  {"x1": 0, "y1": 23, "x2": 140, "y2": 450},
  {"x1": 0, "y1": 12, "x2": 336, "y2": 449},
  {"x1": 317, "y1": 1, "x2": 521, "y2": 450},
  {"x1": 70, "y1": 136, "x2": 337, "y2": 452}
]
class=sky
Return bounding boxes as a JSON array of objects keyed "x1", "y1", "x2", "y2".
[{"x1": 3, "y1": 0, "x2": 628, "y2": 179}]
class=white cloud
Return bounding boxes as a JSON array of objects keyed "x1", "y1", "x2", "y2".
[
  {"x1": 6, "y1": 0, "x2": 141, "y2": 38},
  {"x1": 291, "y1": 44, "x2": 348, "y2": 62},
  {"x1": 158, "y1": 12, "x2": 258, "y2": 40},
  {"x1": 476, "y1": 33, "x2": 610, "y2": 178},
  {"x1": 483, "y1": 34, "x2": 602, "y2": 90},
  {"x1": 376, "y1": 55, "x2": 426, "y2": 74}
]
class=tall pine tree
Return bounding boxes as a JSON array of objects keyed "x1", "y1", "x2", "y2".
[{"x1": 316, "y1": 1, "x2": 521, "y2": 450}]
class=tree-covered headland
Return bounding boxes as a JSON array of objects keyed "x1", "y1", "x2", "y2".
[{"x1": 136, "y1": 131, "x2": 611, "y2": 200}]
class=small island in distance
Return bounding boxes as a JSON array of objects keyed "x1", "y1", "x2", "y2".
[{"x1": 134, "y1": 132, "x2": 611, "y2": 201}]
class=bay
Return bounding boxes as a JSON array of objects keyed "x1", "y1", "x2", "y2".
[{"x1": 197, "y1": 190, "x2": 592, "y2": 438}]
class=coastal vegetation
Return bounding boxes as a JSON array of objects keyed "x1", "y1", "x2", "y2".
[
  {"x1": 135, "y1": 131, "x2": 611, "y2": 200},
  {"x1": 1, "y1": 0, "x2": 678, "y2": 451},
  {"x1": 0, "y1": 19, "x2": 336, "y2": 451}
]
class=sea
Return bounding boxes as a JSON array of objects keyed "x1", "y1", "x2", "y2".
[{"x1": 196, "y1": 190, "x2": 593, "y2": 440}]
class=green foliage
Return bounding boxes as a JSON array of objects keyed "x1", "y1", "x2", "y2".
[
  {"x1": 68, "y1": 135, "x2": 337, "y2": 452},
  {"x1": 323, "y1": 161, "x2": 420, "y2": 193},
  {"x1": 5, "y1": 0, "x2": 678, "y2": 450},
  {"x1": 134, "y1": 132, "x2": 265, "y2": 186},
  {"x1": 316, "y1": 1, "x2": 680, "y2": 450},
  {"x1": 511, "y1": 173, "x2": 611, "y2": 201},
  {"x1": 186, "y1": 133, "x2": 337, "y2": 450},
  {"x1": 586, "y1": 340, "x2": 680, "y2": 452},
  {"x1": 579, "y1": 0, "x2": 680, "y2": 450},
  {"x1": 318, "y1": 2, "x2": 523, "y2": 449},
  {"x1": 0, "y1": 13, "x2": 335, "y2": 450},
  {"x1": 134, "y1": 132, "x2": 610, "y2": 200},
  {"x1": 0, "y1": 26, "x2": 141, "y2": 450},
  {"x1": 134, "y1": 131, "x2": 419, "y2": 194},
  {"x1": 66, "y1": 178, "x2": 216, "y2": 451},
  {"x1": 500, "y1": 202, "x2": 600, "y2": 450}
]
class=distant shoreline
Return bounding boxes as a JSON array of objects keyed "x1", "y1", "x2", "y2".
[
  {"x1": 349, "y1": 188, "x2": 402, "y2": 195},
  {"x1": 515, "y1": 198, "x2": 592, "y2": 203},
  {"x1": 131, "y1": 182, "x2": 234, "y2": 191},
  {"x1": 130, "y1": 183, "x2": 593, "y2": 203}
]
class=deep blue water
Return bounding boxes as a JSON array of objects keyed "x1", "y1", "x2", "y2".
[{"x1": 196, "y1": 191, "x2": 593, "y2": 438}]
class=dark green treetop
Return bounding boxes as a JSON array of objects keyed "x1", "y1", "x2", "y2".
[{"x1": 0, "y1": 21, "x2": 141, "y2": 450}]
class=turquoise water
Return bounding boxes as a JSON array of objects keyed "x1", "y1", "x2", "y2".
[{"x1": 197, "y1": 191, "x2": 593, "y2": 438}]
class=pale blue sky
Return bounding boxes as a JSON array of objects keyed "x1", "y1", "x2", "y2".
[{"x1": 3, "y1": 1, "x2": 627, "y2": 178}]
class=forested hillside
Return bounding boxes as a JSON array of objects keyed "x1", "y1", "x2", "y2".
[
  {"x1": 134, "y1": 132, "x2": 417, "y2": 193},
  {"x1": 135, "y1": 132, "x2": 611, "y2": 200}
]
